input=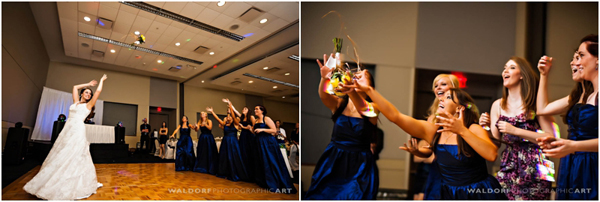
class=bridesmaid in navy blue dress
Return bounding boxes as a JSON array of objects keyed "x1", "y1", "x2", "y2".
[
  {"x1": 170, "y1": 115, "x2": 196, "y2": 171},
  {"x1": 231, "y1": 105, "x2": 256, "y2": 181},
  {"x1": 208, "y1": 106, "x2": 248, "y2": 182},
  {"x1": 305, "y1": 62, "x2": 379, "y2": 199},
  {"x1": 351, "y1": 77, "x2": 507, "y2": 199},
  {"x1": 536, "y1": 35, "x2": 598, "y2": 199},
  {"x1": 253, "y1": 105, "x2": 297, "y2": 194},
  {"x1": 193, "y1": 112, "x2": 219, "y2": 175}
]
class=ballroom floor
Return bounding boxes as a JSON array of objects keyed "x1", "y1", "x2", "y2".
[{"x1": 2, "y1": 163, "x2": 299, "y2": 200}]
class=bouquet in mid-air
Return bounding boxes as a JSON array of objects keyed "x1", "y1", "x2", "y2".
[{"x1": 323, "y1": 37, "x2": 358, "y2": 97}]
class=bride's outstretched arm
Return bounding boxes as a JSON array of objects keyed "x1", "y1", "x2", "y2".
[
  {"x1": 73, "y1": 80, "x2": 97, "y2": 103},
  {"x1": 87, "y1": 74, "x2": 107, "y2": 110}
]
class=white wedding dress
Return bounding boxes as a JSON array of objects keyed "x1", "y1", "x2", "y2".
[{"x1": 23, "y1": 102, "x2": 102, "y2": 200}]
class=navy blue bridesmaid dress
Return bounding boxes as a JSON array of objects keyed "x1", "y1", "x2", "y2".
[
  {"x1": 175, "y1": 127, "x2": 195, "y2": 171},
  {"x1": 557, "y1": 100, "x2": 598, "y2": 200},
  {"x1": 193, "y1": 125, "x2": 219, "y2": 175},
  {"x1": 216, "y1": 124, "x2": 249, "y2": 182},
  {"x1": 434, "y1": 140, "x2": 508, "y2": 199},
  {"x1": 423, "y1": 159, "x2": 442, "y2": 200},
  {"x1": 238, "y1": 120, "x2": 255, "y2": 180},
  {"x1": 254, "y1": 117, "x2": 297, "y2": 194},
  {"x1": 305, "y1": 114, "x2": 379, "y2": 199}
]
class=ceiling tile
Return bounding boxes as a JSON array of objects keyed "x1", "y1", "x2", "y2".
[
  {"x1": 253, "y1": 2, "x2": 278, "y2": 12},
  {"x1": 153, "y1": 15, "x2": 173, "y2": 25},
  {"x1": 78, "y1": 2, "x2": 99, "y2": 15},
  {"x1": 146, "y1": 2, "x2": 165, "y2": 8},
  {"x1": 194, "y1": 2, "x2": 209, "y2": 7},
  {"x1": 78, "y1": 21, "x2": 96, "y2": 34},
  {"x1": 137, "y1": 10, "x2": 157, "y2": 21},
  {"x1": 174, "y1": 30, "x2": 196, "y2": 43},
  {"x1": 148, "y1": 20, "x2": 169, "y2": 36},
  {"x1": 222, "y1": 2, "x2": 252, "y2": 18},
  {"x1": 94, "y1": 27, "x2": 112, "y2": 39},
  {"x1": 269, "y1": 3, "x2": 298, "y2": 22},
  {"x1": 234, "y1": 24, "x2": 259, "y2": 37},
  {"x1": 100, "y1": 2, "x2": 120, "y2": 10},
  {"x1": 209, "y1": 14, "x2": 234, "y2": 29},
  {"x1": 162, "y1": 25, "x2": 183, "y2": 38},
  {"x1": 118, "y1": 3, "x2": 139, "y2": 15},
  {"x1": 191, "y1": 34, "x2": 210, "y2": 45},
  {"x1": 156, "y1": 35, "x2": 176, "y2": 46},
  {"x1": 59, "y1": 2, "x2": 78, "y2": 10},
  {"x1": 98, "y1": 4, "x2": 119, "y2": 21},
  {"x1": 142, "y1": 31, "x2": 161, "y2": 45},
  {"x1": 162, "y1": 2, "x2": 187, "y2": 13},
  {"x1": 249, "y1": 12, "x2": 277, "y2": 28},
  {"x1": 113, "y1": 10, "x2": 136, "y2": 33},
  {"x1": 164, "y1": 46, "x2": 179, "y2": 55},
  {"x1": 180, "y1": 2, "x2": 205, "y2": 19},
  {"x1": 195, "y1": 7, "x2": 219, "y2": 24},
  {"x1": 152, "y1": 43, "x2": 168, "y2": 52},
  {"x1": 57, "y1": 3, "x2": 78, "y2": 20},
  {"x1": 130, "y1": 16, "x2": 154, "y2": 33},
  {"x1": 170, "y1": 20, "x2": 188, "y2": 30},
  {"x1": 206, "y1": 1, "x2": 232, "y2": 12},
  {"x1": 92, "y1": 40, "x2": 108, "y2": 51},
  {"x1": 184, "y1": 26, "x2": 202, "y2": 34},
  {"x1": 262, "y1": 18, "x2": 289, "y2": 33},
  {"x1": 109, "y1": 32, "x2": 126, "y2": 42}
]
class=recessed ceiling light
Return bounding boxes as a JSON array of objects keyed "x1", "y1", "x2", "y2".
[
  {"x1": 273, "y1": 86, "x2": 277, "y2": 89},
  {"x1": 157, "y1": 60, "x2": 162, "y2": 63},
  {"x1": 110, "y1": 49, "x2": 116, "y2": 53},
  {"x1": 209, "y1": 52, "x2": 215, "y2": 55},
  {"x1": 175, "y1": 42, "x2": 180, "y2": 46},
  {"x1": 260, "y1": 18, "x2": 268, "y2": 24},
  {"x1": 84, "y1": 16, "x2": 91, "y2": 22},
  {"x1": 263, "y1": 66, "x2": 268, "y2": 70},
  {"x1": 134, "y1": 31, "x2": 140, "y2": 35},
  {"x1": 288, "y1": 54, "x2": 299, "y2": 61},
  {"x1": 202, "y1": 80, "x2": 204, "y2": 83},
  {"x1": 282, "y1": 96, "x2": 285, "y2": 98},
  {"x1": 249, "y1": 80, "x2": 253, "y2": 83},
  {"x1": 217, "y1": 0, "x2": 225, "y2": 7},
  {"x1": 285, "y1": 72, "x2": 290, "y2": 76}
]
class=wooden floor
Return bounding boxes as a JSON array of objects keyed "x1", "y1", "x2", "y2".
[{"x1": 2, "y1": 163, "x2": 299, "y2": 200}]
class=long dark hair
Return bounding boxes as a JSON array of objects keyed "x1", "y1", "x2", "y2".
[
  {"x1": 79, "y1": 87, "x2": 94, "y2": 103},
  {"x1": 240, "y1": 107, "x2": 248, "y2": 122},
  {"x1": 180, "y1": 115, "x2": 188, "y2": 126},
  {"x1": 431, "y1": 89, "x2": 480, "y2": 158},
  {"x1": 564, "y1": 35, "x2": 598, "y2": 122},
  {"x1": 161, "y1": 121, "x2": 167, "y2": 128},
  {"x1": 256, "y1": 105, "x2": 267, "y2": 116}
]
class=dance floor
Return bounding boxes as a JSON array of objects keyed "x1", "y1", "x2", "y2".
[{"x1": 2, "y1": 163, "x2": 299, "y2": 200}]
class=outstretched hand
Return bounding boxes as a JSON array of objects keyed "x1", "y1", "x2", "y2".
[
  {"x1": 399, "y1": 138, "x2": 419, "y2": 153},
  {"x1": 101, "y1": 74, "x2": 108, "y2": 81},
  {"x1": 89, "y1": 80, "x2": 98, "y2": 87},
  {"x1": 537, "y1": 55, "x2": 553, "y2": 76},
  {"x1": 316, "y1": 53, "x2": 334, "y2": 79},
  {"x1": 435, "y1": 108, "x2": 466, "y2": 134},
  {"x1": 222, "y1": 98, "x2": 230, "y2": 105},
  {"x1": 206, "y1": 107, "x2": 213, "y2": 113}
]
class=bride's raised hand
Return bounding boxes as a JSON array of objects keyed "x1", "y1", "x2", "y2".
[
  {"x1": 101, "y1": 74, "x2": 108, "y2": 81},
  {"x1": 88, "y1": 80, "x2": 98, "y2": 87}
]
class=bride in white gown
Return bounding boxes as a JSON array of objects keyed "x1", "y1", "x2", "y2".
[{"x1": 23, "y1": 74, "x2": 108, "y2": 200}]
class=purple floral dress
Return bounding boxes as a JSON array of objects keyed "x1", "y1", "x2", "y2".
[{"x1": 495, "y1": 113, "x2": 551, "y2": 200}]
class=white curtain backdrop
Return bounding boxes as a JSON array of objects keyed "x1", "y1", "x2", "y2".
[{"x1": 31, "y1": 87, "x2": 103, "y2": 141}]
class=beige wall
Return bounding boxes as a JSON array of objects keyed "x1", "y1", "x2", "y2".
[
  {"x1": 45, "y1": 61, "x2": 151, "y2": 148},
  {"x1": 545, "y1": 2, "x2": 598, "y2": 139},
  {"x1": 263, "y1": 100, "x2": 300, "y2": 124},
  {"x1": 2, "y1": 3, "x2": 51, "y2": 149}
]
